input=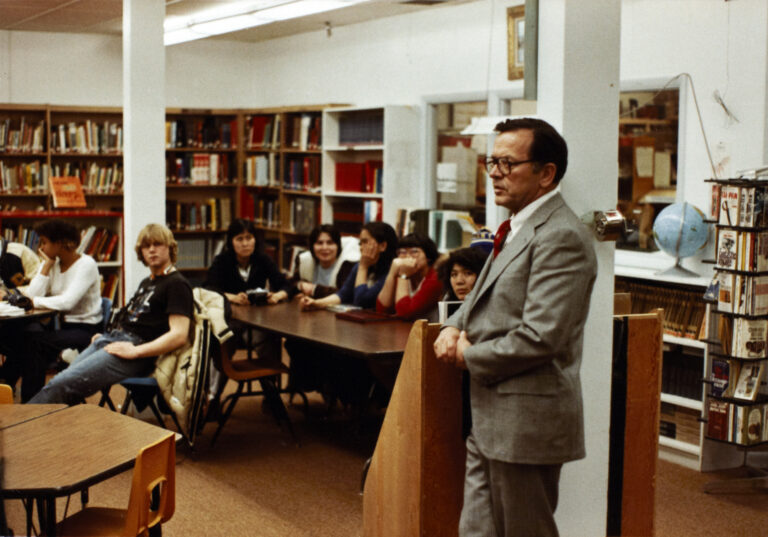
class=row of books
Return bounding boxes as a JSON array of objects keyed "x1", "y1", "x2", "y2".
[
  {"x1": 51, "y1": 121, "x2": 123, "y2": 155},
  {"x1": 711, "y1": 358, "x2": 767, "y2": 401},
  {"x1": 244, "y1": 154, "x2": 277, "y2": 187},
  {"x1": 0, "y1": 160, "x2": 49, "y2": 193},
  {"x1": 166, "y1": 198, "x2": 233, "y2": 232},
  {"x1": 166, "y1": 118, "x2": 238, "y2": 149},
  {"x1": 246, "y1": 115, "x2": 280, "y2": 150},
  {"x1": 0, "y1": 118, "x2": 45, "y2": 153},
  {"x1": 707, "y1": 399, "x2": 768, "y2": 445},
  {"x1": 101, "y1": 272, "x2": 121, "y2": 303},
  {"x1": 714, "y1": 272, "x2": 768, "y2": 315},
  {"x1": 334, "y1": 160, "x2": 383, "y2": 193},
  {"x1": 1, "y1": 225, "x2": 40, "y2": 252},
  {"x1": 618, "y1": 280, "x2": 706, "y2": 339},
  {"x1": 286, "y1": 114, "x2": 321, "y2": 151},
  {"x1": 176, "y1": 236, "x2": 226, "y2": 270},
  {"x1": 166, "y1": 153, "x2": 234, "y2": 185},
  {"x1": 338, "y1": 112, "x2": 383, "y2": 145},
  {"x1": 240, "y1": 190, "x2": 280, "y2": 228},
  {"x1": 284, "y1": 156, "x2": 320, "y2": 192},
  {"x1": 332, "y1": 200, "x2": 365, "y2": 235},
  {"x1": 661, "y1": 346, "x2": 704, "y2": 401},
  {"x1": 287, "y1": 198, "x2": 319, "y2": 235},
  {"x1": 659, "y1": 402, "x2": 701, "y2": 447},
  {"x1": 713, "y1": 182, "x2": 768, "y2": 227},
  {"x1": 51, "y1": 162, "x2": 123, "y2": 194},
  {"x1": 715, "y1": 228, "x2": 768, "y2": 272},
  {"x1": 77, "y1": 226, "x2": 120, "y2": 262}
]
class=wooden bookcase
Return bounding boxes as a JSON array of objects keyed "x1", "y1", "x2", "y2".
[
  {"x1": 0, "y1": 104, "x2": 125, "y2": 304},
  {"x1": 321, "y1": 105, "x2": 419, "y2": 235}
]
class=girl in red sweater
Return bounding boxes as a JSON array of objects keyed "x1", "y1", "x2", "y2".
[{"x1": 376, "y1": 232, "x2": 443, "y2": 321}]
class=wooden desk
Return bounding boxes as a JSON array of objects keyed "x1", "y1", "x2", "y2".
[
  {"x1": 231, "y1": 302, "x2": 412, "y2": 360},
  {"x1": 0, "y1": 404, "x2": 66, "y2": 430},
  {"x1": 0, "y1": 404, "x2": 174, "y2": 536},
  {"x1": 0, "y1": 308, "x2": 55, "y2": 324}
]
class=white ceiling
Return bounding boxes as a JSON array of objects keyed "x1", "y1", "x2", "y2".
[{"x1": 0, "y1": 0, "x2": 474, "y2": 44}]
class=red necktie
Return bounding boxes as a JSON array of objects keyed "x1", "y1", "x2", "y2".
[{"x1": 493, "y1": 219, "x2": 511, "y2": 258}]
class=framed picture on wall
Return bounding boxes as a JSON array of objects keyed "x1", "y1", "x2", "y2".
[{"x1": 507, "y1": 6, "x2": 525, "y2": 81}]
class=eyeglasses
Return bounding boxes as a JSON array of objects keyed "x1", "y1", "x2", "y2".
[
  {"x1": 397, "y1": 248, "x2": 423, "y2": 257},
  {"x1": 483, "y1": 156, "x2": 536, "y2": 175}
]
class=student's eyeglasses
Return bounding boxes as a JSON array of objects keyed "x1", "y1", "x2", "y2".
[
  {"x1": 483, "y1": 157, "x2": 536, "y2": 175},
  {"x1": 397, "y1": 248, "x2": 423, "y2": 257}
]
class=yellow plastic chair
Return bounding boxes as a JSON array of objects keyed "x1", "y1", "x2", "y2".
[
  {"x1": 0, "y1": 383, "x2": 13, "y2": 404},
  {"x1": 56, "y1": 433, "x2": 176, "y2": 537}
]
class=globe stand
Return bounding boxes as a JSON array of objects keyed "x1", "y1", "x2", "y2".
[{"x1": 656, "y1": 257, "x2": 701, "y2": 279}]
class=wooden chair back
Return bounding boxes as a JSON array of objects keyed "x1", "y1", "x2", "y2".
[
  {"x1": 0, "y1": 383, "x2": 13, "y2": 404},
  {"x1": 125, "y1": 433, "x2": 176, "y2": 536}
]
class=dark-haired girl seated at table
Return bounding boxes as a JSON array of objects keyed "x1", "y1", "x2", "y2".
[
  {"x1": 299, "y1": 221, "x2": 398, "y2": 311},
  {"x1": 289, "y1": 224, "x2": 359, "y2": 299},
  {"x1": 375, "y1": 232, "x2": 443, "y2": 321}
]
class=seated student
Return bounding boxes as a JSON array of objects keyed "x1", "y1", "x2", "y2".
[
  {"x1": 299, "y1": 221, "x2": 398, "y2": 311},
  {"x1": 436, "y1": 245, "x2": 491, "y2": 439},
  {"x1": 203, "y1": 218, "x2": 292, "y2": 363},
  {"x1": 10, "y1": 220, "x2": 102, "y2": 402},
  {"x1": 284, "y1": 225, "x2": 359, "y2": 395},
  {"x1": 375, "y1": 232, "x2": 443, "y2": 321},
  {"x1": 289, "y1": 224, "x2": 359, "y2": 299},
  {"x1": 0, "y1": 239, "x2": 41, "y2": 293},
  {"x1": 28, "y1": 223, "x2": 193, "y2": 405}
]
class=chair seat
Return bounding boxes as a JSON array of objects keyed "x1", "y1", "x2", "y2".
[
  {"x1": 227, "y1": 359, "x2": 287, "y2": 381},
  {"x1": 57, "y1": 507, "x2": 127, "y2": 537}
]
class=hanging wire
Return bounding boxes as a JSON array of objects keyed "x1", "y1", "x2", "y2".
[{"x1": 620, "y1": 73, "x2": 718, "y2": 179}]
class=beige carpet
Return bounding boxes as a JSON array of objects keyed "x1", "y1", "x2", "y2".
[{"x1": 6, "y1": 392, "x2": 768, "y2": 536}]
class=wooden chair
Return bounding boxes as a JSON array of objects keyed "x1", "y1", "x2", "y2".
[
  {"x1": 0, "y1": 383, "x2": 13, "y2": 403},
  {"x1": 56, "y1": 433, "x2": 176, "y2": 537},
  {"x1": 210, "y1": 340, "x2": 298, "y2": 446}
]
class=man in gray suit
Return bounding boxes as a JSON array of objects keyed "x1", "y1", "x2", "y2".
[{"x1": 434, "y1": 118, "x2": 597, "y2": 537}]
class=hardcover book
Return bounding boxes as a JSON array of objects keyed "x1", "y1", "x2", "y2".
[
  {"x1": 731, "y1": 318, "x2": 768, "y2": 359},
  {"x1": 707, "y1": 399, "x2": 729, "y2": 441},
  {"x1": 50, "y1": 175, "x2": 86, "y2": 208},
  {"x1": 711, "y1": 358, "x2": 730, "y2": 398},
  {"x1": 732, "y1": 362, "x2": 765, "y2": 401},
  {"x1": 716, "y1": 228, "x2": 738, "y2": 270},
  {"x1": 719, "y1": 185, "x2": 740, "y2": 226}
]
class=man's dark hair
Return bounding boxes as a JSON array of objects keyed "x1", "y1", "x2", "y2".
[
  {"x1": 494, "y1": 117, "x2": 568, "y2": 183},
  {"x1": 225, "y1": 219, "x2": 259, "y2": 252},
  {"x1": 437, "y1": 247, "x2": 490, "y2": 300},
  {"x1": 35, "y1": 219, "x2": 81, "y2": 249},
  {"x1": 398, "y1": 232, "x2": 439, "y2": 265},
  {"x1": 307, "y1": 224, "x2": 342, "y2": 262},
  {"x1": 362, "y1": 221, "x2": 398, "y2": 279},
  {"x1": 0, "y1": 252, "x2": 24, "y2": 288}
]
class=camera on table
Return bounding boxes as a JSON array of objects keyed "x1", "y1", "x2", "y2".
[{"x1": 246, "y1": 288, "x2": 268, "y2": 305}]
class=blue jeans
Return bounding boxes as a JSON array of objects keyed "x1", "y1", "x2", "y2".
[{"x1": 28, "y1": 330, "x2": 156, "y2": 405}]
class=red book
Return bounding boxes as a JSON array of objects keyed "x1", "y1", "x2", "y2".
[
  {"x1": 239, "y1": 186, "x2": 255, "y2": 220},
  {"x1": 101, "y1": 233, "x2": 119, "y2": 262}
]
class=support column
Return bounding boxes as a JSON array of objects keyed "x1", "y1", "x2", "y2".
[
  {"x1": 123, "y1": 0, "x2": 165, "y2": 293},
  {"x1": 536, "y1": 1, "x2": 620, "y2": 535}
]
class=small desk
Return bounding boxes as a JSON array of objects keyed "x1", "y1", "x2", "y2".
[
  {"x1": 0, "y1": 308, "x2": 56, "y2": 324},
  {"x1": 1, "y1": 404, "x2": 174, "y2": 536},
  {"x1": 0, "y1": 404, "x2": 66, "y2": 430},
  {"x1": 230, "y1": 302, "x2": 412, "y2": 360}
]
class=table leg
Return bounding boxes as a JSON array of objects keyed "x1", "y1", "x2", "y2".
[{"x1": 44, "y1": 497, "x2": 56, "y2": 536}]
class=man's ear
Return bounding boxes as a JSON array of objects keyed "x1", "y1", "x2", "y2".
[{"x1": 539, "y1": 162, "x2": 557, "y2": 189}]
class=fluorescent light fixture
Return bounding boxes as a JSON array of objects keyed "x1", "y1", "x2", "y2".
[{"x1": 164, "y1": 0, "x2": 372, "y2": 46}]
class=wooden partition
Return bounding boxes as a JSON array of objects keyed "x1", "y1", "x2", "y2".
[
  {"x1": 608, "y1": 311, "x2": 663, "y2": 537},
  {"x1": 363, "y1": 320, "x2": 465, "y2": 537}
]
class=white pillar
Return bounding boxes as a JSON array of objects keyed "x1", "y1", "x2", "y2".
[
  {"x1": 123, "y1": 0, "x2": 165, "y2": 294},
  {"x1": 537, "y1": 1, "x2": 620, "y2": 535}
]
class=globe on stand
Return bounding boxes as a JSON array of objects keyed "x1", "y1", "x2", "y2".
[{"x1": 652, "y1": 202, "x2": 710, "y2": 278}]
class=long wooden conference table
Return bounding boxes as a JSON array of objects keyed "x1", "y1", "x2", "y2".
[
  {"x1": 230, "y1": 302, "x2": 413, "y2": 360},
  {"x1": 0, "y1": 404, "x2": 174, "y2": 536}
]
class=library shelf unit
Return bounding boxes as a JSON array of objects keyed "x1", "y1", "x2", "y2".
[
  {"x1": 1, "y1": 104, "x2": 125, "y2": 305},
  {"x1": 615, "y1": 266, "x2": 711, "y2": 470},
  {"x1": 321, "y1": 105, "x2": 419, "y2": 235},
  {"x1": 0, "y1": 209, "x2": 124, "y2": 306}
]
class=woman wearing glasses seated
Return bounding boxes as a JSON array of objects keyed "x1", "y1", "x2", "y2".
[{"x1": 375, "y1": 232, "x2": 443, "y2": 321}]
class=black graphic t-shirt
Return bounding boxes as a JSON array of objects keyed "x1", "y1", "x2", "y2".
[{"x1": 119, "y1": 271, "x2": 194, "y2": 343}]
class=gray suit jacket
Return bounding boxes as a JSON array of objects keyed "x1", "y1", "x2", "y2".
[{"x1": 444, "y1": 193, "x2": 597, "y2": 465}]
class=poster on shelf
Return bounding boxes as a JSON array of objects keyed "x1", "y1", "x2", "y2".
[{"x1": 50, "y1": 176, "x2": 86, "y2": 208}]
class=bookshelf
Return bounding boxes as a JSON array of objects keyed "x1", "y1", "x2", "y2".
[
  {"x1": 321, "y1": 105, "x2": 419, "y2": 235},
  {"x1": 700, "y1": 177, "x2": 768, "y2": 481},
  {"x1": 0, "y1": 104, "x2": 125, "y2": 305},
  {"x1": 615, "y1": 274, "x2": 709, "y2": 468}
]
